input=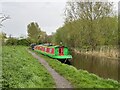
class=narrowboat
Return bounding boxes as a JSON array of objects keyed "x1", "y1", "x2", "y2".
[{"x1": 33, "y1": 44, "x2": 72, "y2": 59}]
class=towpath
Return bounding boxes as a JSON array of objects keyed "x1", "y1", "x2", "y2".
[{"x1": 27, "y1": 50, "x2": 73, "y2": 88}]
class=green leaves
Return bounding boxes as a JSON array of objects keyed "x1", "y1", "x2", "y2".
[
  {"x1": 27, "y1": 22, "x2": 47, "y2": 44},
  {"x1": 52, "y1": 2, "x2": 118, "y2": 50}
]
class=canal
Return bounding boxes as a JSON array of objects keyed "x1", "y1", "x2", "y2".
[{"x1": 70, "y1": 51, "x2": 120, "y2": 82}]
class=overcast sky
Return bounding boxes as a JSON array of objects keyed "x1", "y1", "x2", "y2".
[
  {"x1": 0, "y1": 0, "x2": 119, "y2": 37},
  {"x1": 1, "y1": 1, "x2": 67, "y2": 37}
]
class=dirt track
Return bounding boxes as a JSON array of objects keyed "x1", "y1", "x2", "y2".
[{"x1": 27, "y1": 50, "x2": 73, "y2": 88}]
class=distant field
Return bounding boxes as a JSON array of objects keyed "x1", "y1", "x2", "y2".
[{"x1": 2, "y1": 46, "x2": 55, "y2": 88}]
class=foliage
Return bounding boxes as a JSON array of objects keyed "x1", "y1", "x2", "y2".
[
  {"x1": 17, "y1": 39, "x2": 30, "y2": 46},
  {"x1": 2, "y1": 35, "x2": 30, "y2": 46},
  {"x1": 5, "y1": 37, "x2": 18, "y2": 45},
  {"x1": 27, "y1": 22, "x2": 47, "y2": 44},
  {"x1": 64, "y1": 2, "x2": 114, "y2": 22},
  {"x1": 36, "y1": 52, "x2": 120, "y2": 88},
  {"x1": 2, "y1": 46, "x2": 55, "y2": 88},
  {"x1": 50, "y1": 2, "x2": 118, "y2": 50}
]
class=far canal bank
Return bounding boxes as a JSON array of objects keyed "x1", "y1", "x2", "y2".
[{"x1": 70, "y1": 49, "x2": 120, "y2": 82}]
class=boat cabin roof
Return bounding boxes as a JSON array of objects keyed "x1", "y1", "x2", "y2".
[{"x1": 36, "y1": 44, "x2": 67, "y2": 48}]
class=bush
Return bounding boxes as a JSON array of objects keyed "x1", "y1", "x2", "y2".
[
  {"x1": 5, "y1": 38, "x2": 18, "y2": 45},
  {"x1": 5, "y1": 38, "x2": 30, "y2": 46},
  {"x1": 17, "y1": 39, "x2": 30, "y2": 46}
]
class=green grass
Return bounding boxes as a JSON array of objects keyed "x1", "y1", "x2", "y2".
[
  {"x1": 2, "y1": 46, "x2": 55, "y2": 88},
  {"x1": 35, "y1": 51, "x2": 120, "y2": 88}
]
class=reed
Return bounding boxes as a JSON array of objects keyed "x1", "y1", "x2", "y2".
[{"x1": 75, "y1": 45, "x2": 119, "y2": 59}]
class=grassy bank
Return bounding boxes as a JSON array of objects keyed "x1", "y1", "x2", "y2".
[
  {"x1": 2, "y1": 46, "x2": 55, "y2": 88},
  {"x1": 35, "y1": 51, "x2": 120, "y2": 88}
]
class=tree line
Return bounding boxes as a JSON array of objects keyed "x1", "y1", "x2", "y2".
[
  {"x1": 1, "y1": 22, "x2": 48, "y2": 46},
  {"x1": 50, "y1": 1, "x2": 119, "y2": 50}
]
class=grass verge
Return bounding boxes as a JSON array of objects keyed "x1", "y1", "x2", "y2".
[
  {"x1": 34, "y1": 50, "x2": 120, "y2": 88},
  {"x1": 2, "y1": 46, "x2": 55, "y2": 88}
]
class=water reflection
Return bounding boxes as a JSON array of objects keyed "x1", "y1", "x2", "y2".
[{"x1": 71, "y1": 51, "x2": 120, "y2": 82}]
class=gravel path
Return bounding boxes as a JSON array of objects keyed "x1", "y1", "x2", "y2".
[{"x1": 27, "y1": 50, "x2": 73, "y2": 88}]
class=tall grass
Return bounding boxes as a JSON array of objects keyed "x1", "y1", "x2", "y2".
[
  {"x1": 2, "y1": 46, "x2": 55, "y2": 88},
  {"x1": 75, "y1": 45, "x2": 119, "y2": 59}
]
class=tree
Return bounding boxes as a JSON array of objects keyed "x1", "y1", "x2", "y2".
[
  {"x1": 27, "y1": 22, "x2": 42, "y2": 43},
  {"x1": 52, "y1": 1, "x2": 118, "y2": 51},
  {"x1": 63, "y1": 1, "x2": 116, "y2": 49},
  {"x1": 65, "y1": 1, "x2": 114, "y2": 22},
  {"x1": 38, "y1": 31, "x2": 47, "y2": 43},
  {"x1": 27, "y1": 22, "x2": 48, "y2": 44}
]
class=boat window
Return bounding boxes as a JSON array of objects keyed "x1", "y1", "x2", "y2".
[
  {"x1": 59, "y1": 47, "x2": 64, "y2": 55},
  {"x1": 50, "y1": 48, "x2": 52, "y2": 53},
  {"x1": 45, "y1": 48, "x2": 47, "y2": 52}
]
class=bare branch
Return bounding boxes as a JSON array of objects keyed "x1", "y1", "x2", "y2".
[{"x1": 0, "y1": 13, "x2": 10, "y2": 28}]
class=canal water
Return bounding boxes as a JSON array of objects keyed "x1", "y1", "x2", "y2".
[{"x1": 70, "y1": 51, "x2": 120, "y2": 82}]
